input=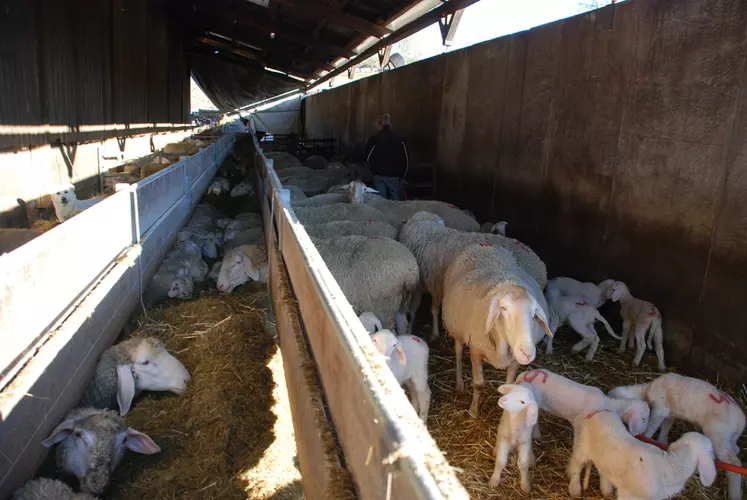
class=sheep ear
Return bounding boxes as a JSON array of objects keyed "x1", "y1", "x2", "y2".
[
  {"x1": 394, "y1": 344, "x2": 407, "y2": 364},
  {"x1": 42, "y1": 419, "x2": 76, "y2": 447},
  {"x1": 497, "y1": 384, "x2": 516, "y2": 395},
  {"x1": 124, "y1": 428, "x2": 161, "y2": 455},
  {"x1": 534, "y1": 307, "x2": 553, "y2": 338},
  {"x1": 370, "y1": 334, "x2": 386, "y2": 355},
  {"x1": 116, "y1": 364, "x2": 136, "y2": 416},
  {"x1": 611, "y1": 283, "x2": 623, "y2": 302},
  {"x1": 697, "y1": 450, "x2": 717, "y2": 487},
  {"x1": 486, "y1": 293, "x2": 506, "y2": 333},
  {"x1": 364, "y1": 187, "x2": 378, "y2": 193},
  {"x1": 242, "y1": 254, "x2": 259, "y2": 281},
  {"x1": 525, "y1": 404, "x2": 539, "y2": 427}
]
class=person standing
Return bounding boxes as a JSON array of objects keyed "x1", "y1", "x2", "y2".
[{"x1": 363, "y1": 114, "x2": 409, "y2": 200}]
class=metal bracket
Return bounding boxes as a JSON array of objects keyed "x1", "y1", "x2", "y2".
[
  {"x1": 117, "y1": 136, "x2": 127, "y2": 153},
  {"x1": 347, "y1": 65, "x2": 356, "y2": 80},
  {"x1": 149, "y1": 136, "x2": 156, "y2": 153},
  {"x1": 438, "y1": 8, "x2": 464, "y2": 46},
  {"x1": 378, "y1": 45, "x2": 391, "y2": 68},
  {"x1": 56, "y1": 140, "x2": 78, "y2": 178}
]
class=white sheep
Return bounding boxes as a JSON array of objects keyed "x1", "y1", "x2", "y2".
[
  {"x1": 223, "y1": 226, "x2": 265, "y2": 250},
  {"x1": 400, "y1": 211, "x2": 547, "y2": 341},
  {"x1": 370, "y1": 329, "x2": 431, "y2": 421},
  {"x1": 291, "y1": 181, "x2": 376, "y2": 207},
  {"x1": 610, "y1": 281, "x2": 666, "y2": 371},
  {"x1": 264, "y1": 151, "x2": 302, "y2": 170},
  {"x1": 441, "y1": 243, "x2": 552, "y2": 415},
  {"x1": 50, "y1": 184, "x2": 106, "y2": 222},
  {"x1": 514, "y1": 368, "x2": 650, "y2": 438},
  {"x1": 230, "y1": 181, "x2": 255, "y2": 198},
  {"x1": 488, "y1": 384, "x2": 539, "y2": 493},
  {"x1": 207, "y1": 176, "x2": 231, "y2": 196},
  {"x1": 294, "y1": 202, "x2": 396, "y2": 227},
  {"x1": 608, "y1": 372, "x2": 745, "y2": 499},
  {"x1": 358, "y1": 311, "x2": 383, "y2": 333},
  {"x1": 545, "y1": 276, "x2": 616, "y2": 308},
  {"x1": 303, "y1": 219, "x2": 398, "y2": 241},
  {"x1": 216, "y1": 243, "x2": 268, "y2": 293},
  {"x1": 143, "y1": 267, "x2": 194, "y2": 307},
  {"x1": 161, "y1": 250, "x2": 209, "y2": 282},
  {"x1": 480, "y1": 221, "x2": 507, "y2": 236},
  {"x1": 544, "y1": 294, "x2": 621, "y2": 361},
  {"x1": 12, "y1": 478, "x2": 97, "y2": 500},
  {"x1": 42, "y1": 408, "x2": 161, "y2": 495},
  {"x1": 80, "y1": 337, "x2": 191, "y2": 415},
  {"x1": 567, "y1": 409, "x2": 716, "y2": 499},
  {"x1": 362, "y1": 191, "x2": 480, "y2": 232}
]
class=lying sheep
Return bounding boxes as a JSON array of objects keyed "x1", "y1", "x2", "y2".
[
  {"x1": 313, "y1": 235, "x2": 419, "y2": 333},
  {"x1": 216, "y1": 243, "x2": 268, "y2": 293},
  {"x1": 610, "y1": 281, "x2": 666, "y2": 371},
  {"x1": 276, "y1": 166, "x2": 315, "y2": 178},
  {"x1": 162, "y1": 250, "x2": 209, "y2": 282},
  {"x1": 143, "y1": 267, "x2": 194, "y2": 307},
  {"x1": 80, "y1": 337, "x2": 190, "y2": 415},
  {"x1": 207, "y1": 176, "x2": 231, "y2": 196},
  {"x1": 400, "y1": 211, "x2": 548, "y2": 341},
  {"x1": 208, "y1": 261, "x2": 222, "y2": 282},
  {"x1": 42, "y1": 408, "x2": 161, "y2": 495},
  {"x1": 303, "y1": 154, "x2": 329, "y2": 170},
  {"x1": 609, "y1": 372, "x2": 745, "y2": 499},
  {"x1": 223, "y1": 226, "x2": 265, "y2": 250},
  {"x1": 0, "y1": 228, "x2": 43, "y2": 255},
  {"x1": 292, "y1": 180, "x2": 376, "y2": 207},
  {"x1": 230, "y1": 180, "x2": 255, "y2": 198},
  {"x1": 567, "y1": 409, "x2": 716, "y2": 499},
  {"x1": 488, "y1": 384, "x2": 539, "y2": 493},
  {"x1": 545, "y1": 295, "x2": 621, "y2": 361},
  {"x1": 265, "y1": 151, "x2": 302, "y2": 170},
  {"x1": 545, "y1": 276, "x2": 615, "y2": 308},
  {"x1": 370, "y1": 329, "x2": 431, "y2": 421},
  {"x1": 515, "y1": 368, "x2": 650, "y2": 438},
  {"x1": 303, "y1": 220, "x2": 398, "y2": 241},
  {"x1": 51, "y1": 184, "x2": 106, "y2": 222},
  {"x1": 358, "y1": 311, "x2": 383, "y2": 333},
  {"x1": 281, "y1": 174, "x2": 334, "y2": 196},
  {"x1": 12, "y1": 478, "x2": 97, "y2": 500},
  {"x1": 294, "y1": 202, "x2": 396, "y2": 227},
  {"x1": 442, "y1": 243, "x2": 553, "y2": 415}
]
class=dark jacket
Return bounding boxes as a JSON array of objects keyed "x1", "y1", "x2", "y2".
[{"x1": 364, "y1": 126, "x2": 409, "y2": 178}]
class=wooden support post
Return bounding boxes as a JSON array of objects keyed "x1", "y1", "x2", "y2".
[{"x1": 378, "y1": 45, "x2": 392, "y2": 68}]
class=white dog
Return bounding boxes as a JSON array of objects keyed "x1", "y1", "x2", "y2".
[{"x1": 51, "y1": 184, "x2": 105, "y2": 222}]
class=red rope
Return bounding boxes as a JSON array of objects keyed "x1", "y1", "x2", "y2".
[{"x1": 635, "y1": 434, "x2": 747, "y2": 476}]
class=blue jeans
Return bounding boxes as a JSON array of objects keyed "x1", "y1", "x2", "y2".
[{"x1": 373, "y1": 175, "x2": 403, "y2": 200}]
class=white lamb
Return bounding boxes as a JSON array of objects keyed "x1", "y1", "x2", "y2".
[
  {"x1": 567, "y1": 409, "x2": 716, "y2": 499},
  {"x1": 358, "y1": 311, "x2": 383, "y2": 334},
  {"x1": 488, "y1": 384, "x2": 539, "y2": 493},
  {"x1": 545, "y1": 294, "x2": 621, "y2": 361},
  {"x1": 609, "y1": 372, "x2": 745, "y2": 499},
  {"x1": 610, "y1": 281, "x2": 666, "y2": 371},
  {"x1": 370, "y1": 329, "x2": 431, "y2": 421},
  {"x1": 481, "y1": 221, "x2": 508, "y2": 236},
  {"x1": 207, "y1": 176, "x2": 230, "y2": 196},
  {"x1": 544, "y1": 276, "x2": 616, "y2": 308},
  {"x1": 51, "y1": 183, "x2": 106, "y2": 222},
  {"x1": 514, "y1": 368, "x2": 650, "y2": 439}
]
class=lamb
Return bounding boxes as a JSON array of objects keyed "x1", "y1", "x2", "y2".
[
  {"x1": 608, "y1": 372, "x2": 745, "y2": 499},
  {"x1": 488, "y1": 384, "x2": 539, "y2": 493},
  {"x1": 50, "y1": 184, "x2": 106, "y2": 222},
  {"x1": 161, "y1": 250, "x2": 209, "y2": 282},
  {"x1": 216, "y1": 243, "x2": 268, "y2": 293},
  {"x1": 12, "y1": 478, "x2": 98, "y2": 500},
  {"x1": 514, "y1": 368, "x2": 650, "y2": 438},
  {"x1": 293, "y1": 202, "x2": 396, "y2": 227},
  {"x1": 313, "y1": 235, "x2": 420, "y2": 333},
  {"x1": 481, "y1": 221, "x2": 508, "y2": 236},
  {"x1": 143, "y1": 267, "x2": 194, "y2": 307},
  {"x1": 399, "y1": 211, "x2": 547, "y2": 341},
  {"x1": 610, "y1": 281, "x2": 666, "y2": 371},
  {"x1": 544, "y1": 294, "x2": 621, "y2": 361},
  {"x1": 567, "y1": 409, "x2": 716, "y2": 499},
  {"x1": 441, "y1": 243, "x2": 553, "y2": 415},
  {"x1": 230, "y1": 180, "x2": 255, "y2": 198},
  {"x1": 207, "y1": 176, "x2": 231, "y2": 196},
  {"x1": 544, "y1": 276, "x2": 616, "y2": 308},
  {"x1": 0, "y1": 228, "x2": 43, "y2": 255},
  {"x1": 42, "y1": 408, "x2": 161, "y2": 495},
  {"x1": 80, "y1": 337, "x2": 190, "y2": 415},
  {"x1": 303, "y1": 220, "x2": 398, "y2": 241},
  {"x1": 370, "y1": 329, "x2": 431, "y2": 421},
  {"x1": 358, "y1": 311, "x2": 383, "y2": 333}
]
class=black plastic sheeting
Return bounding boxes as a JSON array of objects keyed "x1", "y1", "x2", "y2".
[{"x1": 190, "y1": 52, "x2": 301, "y2": 111}]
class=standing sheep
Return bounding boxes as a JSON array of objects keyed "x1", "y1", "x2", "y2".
[
  {"x1": 545, "y1": 295, "x2": 621, "y2": 361},
  {"x1": 441, "y1": 243, "x2": 552, "y2": 415},
  {"x1": 362, "y1": 194, "x2": 480, "y2": 232},
  {"x1": 544, "y1": 276, "x2": 616, "y2": 308},
  {"x1": 294, "y1": 202, "x2": 396, "y2": 227},
  {"x1": 303, "y1": 220, "x2": 398, "y2": 241},
  {"x1": 610, "y1": 281, "x2": 666, "y2": 371},
  {"x1": 608, "y1": 372, "x2": 745, "y2": 500}
]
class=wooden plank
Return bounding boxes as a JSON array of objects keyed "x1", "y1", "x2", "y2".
[
  {"x1": 147, "y1": 7, "x2": 171, "y2": 123},
  {"x1": 271, "y1": 0, "x2": 392, "y2": 38},
  {"x1": 38, "y1": 0, "x2": 78, "y2": 125},
  {"x1": 74, "y1": 0, "x2": 110, "y2": 124}
]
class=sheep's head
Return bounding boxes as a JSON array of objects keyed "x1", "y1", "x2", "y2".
[
  {"x1": 610, "y1": 281, "x2": 630, "y2": 302},
  {"x1": 598, "y1": 278, "x2": 616, "y2": 299},
  {"x1": 42, "y1": 409, "x2": 160, "y2": 495},
  {"x1": 486, "y1": 284, "x2": 552, "y2": 365},
  {"x1": 217, "y1": 245, "x2": 260, "y2": 293},
  {"x1": 168, "y1": 275, "x2": 193, "y2": 299},
  {"x1": 497, "y1": 384, "x2": 538, "y2": 426},
  {"x1": 491, "y1": 221, "x2": 508, "y2": 236},
  {"x1": 620, "y1": 399, "x2": 650, "y2": 436},
  {"x1": 670, "y1": 433, "x2": 716, "y2": 487},
  {"x1": 358, "y1": 311, "x2": 383, "y2": 334},
  {"x1": 369, "y1": 330, "x2": 406, "y2": 365},
  {"x1": 208, "y1": 261, "x2": 222, "y2": 282}
]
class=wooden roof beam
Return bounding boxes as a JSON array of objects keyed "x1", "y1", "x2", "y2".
[{"x1": 271, "y1": 0, "x2": 392, "y2": 38}]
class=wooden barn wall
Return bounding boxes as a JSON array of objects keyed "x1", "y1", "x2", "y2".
[
  {"x1": 0, "y1": 0, "x2": 190, "y2": 134},
  {"x1": 304, "y1": 0, "x2": 747, "y2": 382}
]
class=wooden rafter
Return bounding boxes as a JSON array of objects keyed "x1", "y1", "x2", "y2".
[{"x1": 271, "y1": 0, "x2": 392, "y2": 38}]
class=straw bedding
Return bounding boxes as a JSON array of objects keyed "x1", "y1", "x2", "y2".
[
  {"x1": 108, "y1": 282, "x2": 303, "y2": 500},
  {"x1": 421, "y1": 313, "x2": 747, "y2": 500}
]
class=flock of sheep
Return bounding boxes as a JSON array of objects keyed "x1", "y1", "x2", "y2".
[{"x1": 222, "y1": 149, "x2": 742, "y2": 500}]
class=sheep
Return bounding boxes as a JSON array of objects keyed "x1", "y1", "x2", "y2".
[
  {"x1": 42, "y1": 408, "x2": 161, "y2": 495},
  {"x1": 230, "y1": 180, "x2": 255, "y2": 198},
  {"x1": 461, "y1": 209, "x2": 476, "y2": 220},
  {"x1": 291, "y1": 179, "x2": 377, "y2": 207},
  {"x1": 144, "y1": 268, "x2": 194, "y2": 306},
  {"x1": 12, "y1": 478, "x2": 98, "y2": 500},
  {"x1": 303, "y1": 220, "x2": 398, "y2": 241},
  {"x1": 50, "y1": 184, "x2": 106, "y2": 222},
  {"x1": 221, "y1": 217, "x2": 263, "y2": 233},
  {"x1": 544, "y1": 295, "x2": 621, "y2": 361},
  {"x1": 370, "y1": 329, "x2": 431, "y2": 421},
  {"x1": 281, "y1": 174, "x2": 334, "y2": 196},
  {"x1": 285, "y1": 184, "x2": 307, "y2": 202},
  {"x1": 161, "y1": 251, "x2": 209, "y2": 282},
  {"x1": 488, "y1": 384, "x2": 539, "y2": 493},
  {"x1": 208, "y1": 261, "x2": 222, "y2": 282},
  {"x1": 441, "y1": 243, "x2": 553, "y2": 415},
  {"x1": 362, "y1": 194, "x2": 481, "y2": 232},
  {"x1": 313, "y1": 235, "x2": 420, "y2": 333},
  {"x1": 358, "y1": 311, "x2": 383, "y2": 333},
  {"x1": 544, "y1": 277, "x2": 616, "y2": 308},
  {"x1": 276, "y1": 166, "x2": 315, "y2": 178},
  {"x1": 567, "y1": 409, "x2": 716, "y2": 499},
  {"x1": 138, "y1": 162, "x2": 171, "y2": 179},
  {"x1": 265, "y1": 151, "x2": 302, "y2": 170},
  {"x1": 207, "y1": 176, "x2": 231, "y2": 196},
  {"x1": 399, "y1": 211, "x2": 548, "y2": 341},
  {"x1": 610, "y1": 281, "x2": 666, "y2": 371},
  {"x1": 223, "y1": 226, "x2": 265, "y2": 250},
  {"x1": 514, "y1": 368, "x2": 650, "y2": 438},
  {"x1": 480, "y1": 221, "x2": 508, "y2": 236},
  {"x1": 0, "y1": 228, "x2": 43, "y2": 255},
  {"x1": 303, "y1": 154, "x2": 329, "y2": 170},
  {"x1": 216, "y1": 243, "x2": 268, "y2": 293},
  {"x1": 608, "y1": 372, "x2": 745, "y2": 499},
  {"x1": 163, "y1": 141, "x2": 197, "y2": 155},
  {"x1": 80, "y1": 337, "x2": 191, "y2": 415},
  {"x1": 293, "y1": 202, "x2": 396, "y2": 227}
]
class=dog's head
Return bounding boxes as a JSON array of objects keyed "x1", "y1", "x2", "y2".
[{"x1": 52, "y1": 184, "x2": 77, "y2": 205}]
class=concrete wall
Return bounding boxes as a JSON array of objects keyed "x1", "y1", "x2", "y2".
[{"x1": 304, "y1": 0, "x2": 747, "y2": 381}]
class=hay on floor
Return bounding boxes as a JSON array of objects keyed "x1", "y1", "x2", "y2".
[
  {"x1": 109, "y1": 283, "x2": 303, "y2": 500},
  {"x1": 422, "y1": 319, "x2": 747, "y2": 500}
]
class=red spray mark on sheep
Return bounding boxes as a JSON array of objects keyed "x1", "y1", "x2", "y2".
[
  {"x1": 709, "y1": 391, "x2": 735, "y2": 405},
  {"x1": 585, "y1": 409, "x2": 612, "y2": 419},
  {"x1": 522, "y1": 370, "x2": 549, "y2": 384},
  {"x1": 575, "y1": 301, "x2": 591, "y2": 307}
]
